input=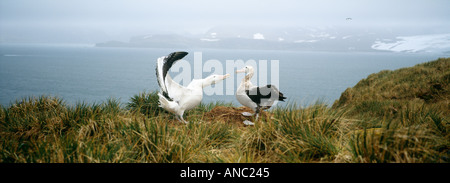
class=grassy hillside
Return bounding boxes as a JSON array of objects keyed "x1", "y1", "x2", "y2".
[
  {"x1": 334, "y1": 57, "x2": 449, "y2": 114},
  {"x1": 332, "y1": 58, "x2": 449, "y2": 162},
  {"x1": 0, "y1": 58, "x2": 448, "y2": 163}
]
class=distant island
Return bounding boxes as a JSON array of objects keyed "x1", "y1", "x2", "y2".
[{"x1": 96, "y1": 26, "x2": 450, "y2": 53}]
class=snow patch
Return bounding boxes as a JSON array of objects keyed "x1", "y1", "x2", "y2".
[
  {"x1": 342, "y1": 35, "x2": 352, "y2": 40},
  {"x1": 143, "y1": 35, "x2": 153, "y2": 39},
  {"x1": 310, "y1": 33, "x2": 330, "y2": 38},
  {"x1": 371, "y1": 33, "x2": 450, "y2": 53},
  {"x1": 294, "y1": 40, "x2": 318, "y2": 43},
  {"x1": 253, "y1": 33, "x2": 265, "y2": 40},
  {"x1": 200, "y1": 38, "x2": 220, "y2": 42}
]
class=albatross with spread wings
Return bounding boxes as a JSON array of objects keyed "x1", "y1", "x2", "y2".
[{"x1": 156, "y1": 52, "x2": 230, "y2": 124}]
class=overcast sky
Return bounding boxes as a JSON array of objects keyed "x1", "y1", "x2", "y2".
[{"x1": 1, "y1": 0, "x2": 449, "y2": 42}]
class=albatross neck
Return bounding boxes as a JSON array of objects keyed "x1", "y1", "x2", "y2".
[{"x1": 243, "y1": 71, "x2": 254, "y2": 82}]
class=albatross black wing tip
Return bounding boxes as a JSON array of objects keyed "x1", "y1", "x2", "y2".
[
  {"x1": 162, "y1": 51, "x2": 189, "y2": 80},
  {"x1": 166, "y1": 51, "x2": 188, "y2": 62}
]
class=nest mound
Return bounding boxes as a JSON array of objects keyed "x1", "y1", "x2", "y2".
[{"x1": 203, "y1": 106, "x2": 271, "y2": 126}]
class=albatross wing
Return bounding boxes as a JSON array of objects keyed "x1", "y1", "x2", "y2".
[
  {"x1": 245, "y1": 84, "x2": 286, "y2": 108},
  {"x1": 162, "y1": 52, "x2": 188, "y2": 80},
  {"x1": 156, "y1": 51, "x2": 188, "y2": 101}
]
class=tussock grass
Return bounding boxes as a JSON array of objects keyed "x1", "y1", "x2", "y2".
[
  {"x1": 272, "y1": 104, "x2": 345, "y2": 162},
  {"x1": 335, "y1": 58, "x2": 449, "y2": 163},
  {"x1": 1, "y1": 58, "x2": 448, "y2": 163},
  {"x1": 127, "y1": 91, "x2": 164, "y2": 116}
]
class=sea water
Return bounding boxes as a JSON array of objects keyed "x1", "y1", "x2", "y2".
[{"x1": 0, "y1": 43, "x2": 447, "y2": 107}]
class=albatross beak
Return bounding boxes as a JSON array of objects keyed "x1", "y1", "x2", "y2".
[
  {"x1": 236, "y1": 69, "x2": 245, "y2": 73},
  {"x1": 222, "y1": 74, "x2": 231, "y2": 79}
]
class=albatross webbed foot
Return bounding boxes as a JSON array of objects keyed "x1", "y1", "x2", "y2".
[
  {"x1": 241, "y1": 112, "x2": 254, "y2": 117},
  {"x1": 243, "y1": 120, "x2": 255, "y2": 126}
]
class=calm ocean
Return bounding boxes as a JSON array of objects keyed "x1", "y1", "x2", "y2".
[{"x1": 0, "y1": 43, "x2": 447, "y2": 107}]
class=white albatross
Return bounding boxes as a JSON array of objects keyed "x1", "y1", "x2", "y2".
[
  {"x1": 156, "y1": 51, "x2": 230, "y2": 124},
  {"x1": 235, "y1": 66, "x2": 286, "y2": 125}
]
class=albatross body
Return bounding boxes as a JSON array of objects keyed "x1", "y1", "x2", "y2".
[
  {"x1": 236, "y1": 66, "x2": 286, "y2": 125},
  {"x1": 156, "y1": 52, "x2": 230, "y2": 124}
]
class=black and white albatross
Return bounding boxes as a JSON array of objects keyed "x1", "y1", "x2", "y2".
[
  {"x1": 156, "y1": 51, "x2": 230, "y2": 124},
  {"x1": 235, "y1": 66, "x2": 286, "y2": 125}
]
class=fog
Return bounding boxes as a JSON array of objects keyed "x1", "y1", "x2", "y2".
[{"x1": 1, "y1": 0, "x2": 449, "y2": 43}]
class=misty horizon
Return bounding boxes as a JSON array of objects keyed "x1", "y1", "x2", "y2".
[{"x1": 1, "y1": 0, "x2": 449, "y2": 44}]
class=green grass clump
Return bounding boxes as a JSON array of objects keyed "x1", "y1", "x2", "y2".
[
  {"x1": 127, "y1": 91, "x2": 164, "y2": 116},
  {"x1": 273, "y1": 104, "x2": 345, "y2": 162}
]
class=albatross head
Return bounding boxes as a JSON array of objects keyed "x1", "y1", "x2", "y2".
[
  {"x1": 202, "y1": 73, "x2": 230, "y2": 87},
  {"x1": 236, "y1": 66, "x2": 254, "y2": 74},
  {"x1": 236, "y1": 66, "x2": 254, "y2": 82}
]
